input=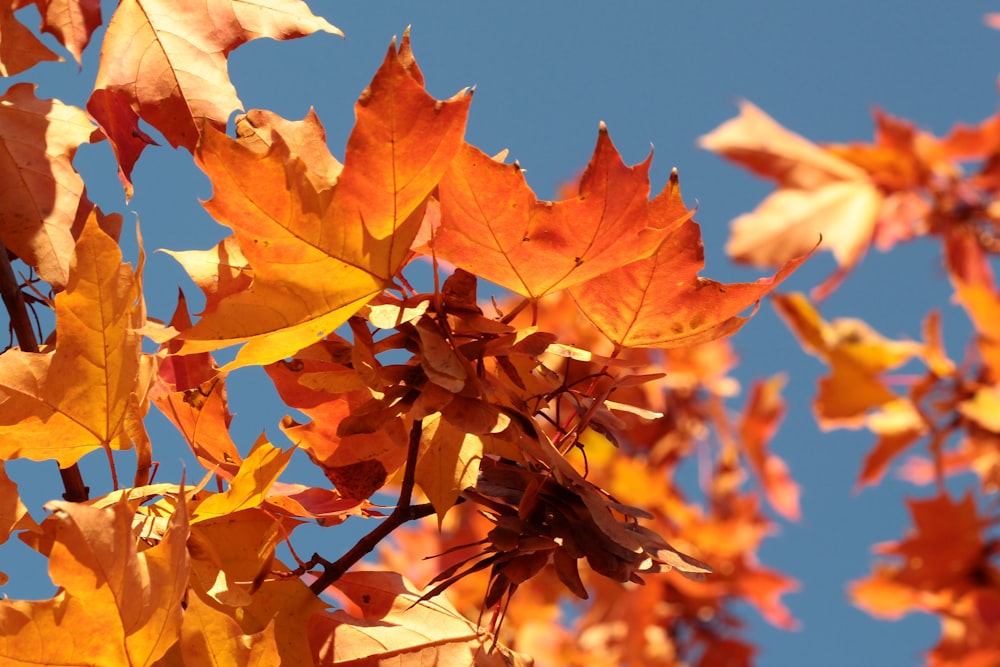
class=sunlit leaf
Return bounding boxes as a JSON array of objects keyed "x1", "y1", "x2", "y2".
[
  {"x1": 88, "y1": 0, "x2": 342, "y2": 192},
  {"x1": 429, "y1": 124, "x2": 688, "y2": 299},
  {"x1": 0, "y1": 212, "x2": 142, "y2": 466},
  {"x1": 174, "y1": 37, "x2": 472, "y2": 369}
]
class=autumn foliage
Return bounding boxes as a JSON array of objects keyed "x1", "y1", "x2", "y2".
[{"x1": 0, "y1": 2, "x2": 997, "y2": 666}]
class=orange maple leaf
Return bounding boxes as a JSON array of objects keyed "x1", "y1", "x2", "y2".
[
  {"x1": 14, "y1": 0, "x2": 102, "y2": 65},
  {"x1": 174, "y1": 38, "x2": 472, "y2": 369},
  {"x1": 150, "y1": 291, "x2": 242, "y2": 479},
  {"x1": 0, "y1": 496, "x2": 188, "y2": 665},
  {"x1": 234, "y1": 108, "x2": 343, "y2": 190},
  {"x1": 0, "y1": 212, "x2": 146, "y2": 467},
  {"x1": 87, "y1": 0, "x2": 341, "y2": 193},
  {"x1": 569, "y1": 173, "x2": 812, "y2": 349},
  {"x1": 0, "y1": 3, "x2": 61, "y2": 75},
  {"x1": 772, "y1": 292, "x2": 921, "y2": 429},
  {"x1": 267, "y1": 356, "x2": 408, "y2": 500},
  {"x1": 700, "y1": 101, "x2": 883, "y2": 298},
  {"x1": 428, "y1": 124, "x2": 688, "y2": 299},
  {"x1": 851, "y1": 493, "x2": 992, "y2": 623},
  {"x1": 739, "y1": 375, "x2": 801, "y2": 521},
  {"x1": 0, "y1": 83, "x2": 106, "y2": 289},
  {"x1": 180, "y1": 591, "x2": 281, "y2": 665}
]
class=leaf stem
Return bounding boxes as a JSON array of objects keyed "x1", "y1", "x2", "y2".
[
  {"x1": 0, "y1": 239, "x2": 89, "y2": 502},
  {"x1": 309, "y1": 418, "x2": 425, "y2": 595}
]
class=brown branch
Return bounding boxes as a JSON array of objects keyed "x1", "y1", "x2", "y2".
[
  {"x1": 0, "y1": 238, "x2": 37, "y2": 353},
  {"x1": 309, "y1": 419, "x2": 425, "y2": 595},
  {"x1": 0, "y1": 238, "x2": 89, "y2": 503}
]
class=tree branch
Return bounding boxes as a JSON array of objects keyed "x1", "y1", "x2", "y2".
[
  {"x1": 309, "y1": 419, "x2": 424, "y2": 595},
  {"x1": 0, "y1": 239, "x2": 89, "y2": 503}
]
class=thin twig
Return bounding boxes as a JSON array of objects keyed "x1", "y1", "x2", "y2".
[
  {"x1": 309, "y1": 419, "x2": 425, "y2": 595},
  {"x1": 0, "y1": 238, "x2": 89, "y2": 502}
]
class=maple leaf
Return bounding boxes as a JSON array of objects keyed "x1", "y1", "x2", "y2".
[
  {"x1": 174, "y1": 37, "x2": 473, "y2": 369},
  {"x1": 0, "y1": 495, "x2": 189, "y2": 666},
  {"x1": 0, "y1": 82, "x2": 106, "y2": 289},
  {"x1": 88, "y1": 0, "x2": 341, "y2": 193},
  {"x1": 268, "y1": 357, "x2": 408, "y2": 500},
  {"x1": 850, "y1": 492, "x2": 995, "y2": 640},
  {"x1": 234, "y1": 108, "x2": 343, "y2": 190},
  {"x1": 700, "y1": 101, "x2": 883, "y2": 297},
  {"x1": 14, "y1": 0, "x2": 102, "y2": 65},
  {"x1": 739, "y1": 375, "x2": 800, "y2": 521},
  {"x1": 0, "y1": 212, "x2": 145, "y2": 467},
  {"x1": 427, "y1": 123, "x2": 689, "y2": 299},
  {"x1": 150, "y1": 291, "x2": 242, "y2": 479},
  {"x1": 771, "y1": 291, "x2": 922, "y2": 429},
  {"x1": 881, "y1": 493, "x2": 987, "y2": 591},
  {"x1": 190, "y1": 436, "x2": 294, "y2": 523},
  {"x1": 180, "y1": 591, "x2": 281, "y2": 667},
  {"x1": 0, "y1": 4, "x2": 61, "y2": 75},
  {"x1": 569, "y1": 173, "x2": 812, "y2": 349},
  {"x1": 415, "y1": 412, "x2": 488, "y2": 520},
  {"x1": 311, "y1": 571, "x2": 530, "y2": 666},
  {"x1": 161, "y1": 237, "x2": 253, "y2": 317}
]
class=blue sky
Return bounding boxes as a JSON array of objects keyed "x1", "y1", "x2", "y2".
[{"x1": 5, "y1": 2, "x2": 999, "y2": 665}]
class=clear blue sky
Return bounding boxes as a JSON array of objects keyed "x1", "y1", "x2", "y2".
[{"x1": 6, "y1": 2, "x2": 998, "y2": 665}]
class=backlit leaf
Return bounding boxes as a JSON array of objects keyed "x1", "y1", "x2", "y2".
[
  {"x1": 416, "y1": 413, "x2": 484, "y2": 520},
  {"x1": 88, "y1": 0, "x2": 341, "y2": 191},
  {"x1": 0, "y1": 212, "x2": 142, "y2": 466},
  {"x1": 0, "y1": 5, "x2": 61, "y2": 75},
  {"x1": 0, "y1": 495, "x2": 188, "y2": 666},
  {"x1": 175, "y1": 38, "x2": 472, "y2": 369},
  {"x1": 17, "y1": 0, "x2": 102, "y2": 65},
  {"x1": 0, "y1": 83, "x2": 101, "y2": 289},
  {"x1": 701, "y1": 101, "x2": 882, "y2": 296},
  {"x1": 570, "y1": 175, "x2": 811, "y2": 349},
  {"x1": 772, "y1": 292, "x2": 921, "y2": 429},
  {"x1": 429, "y1": 124, "x2": 688, "y2": 299}
]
